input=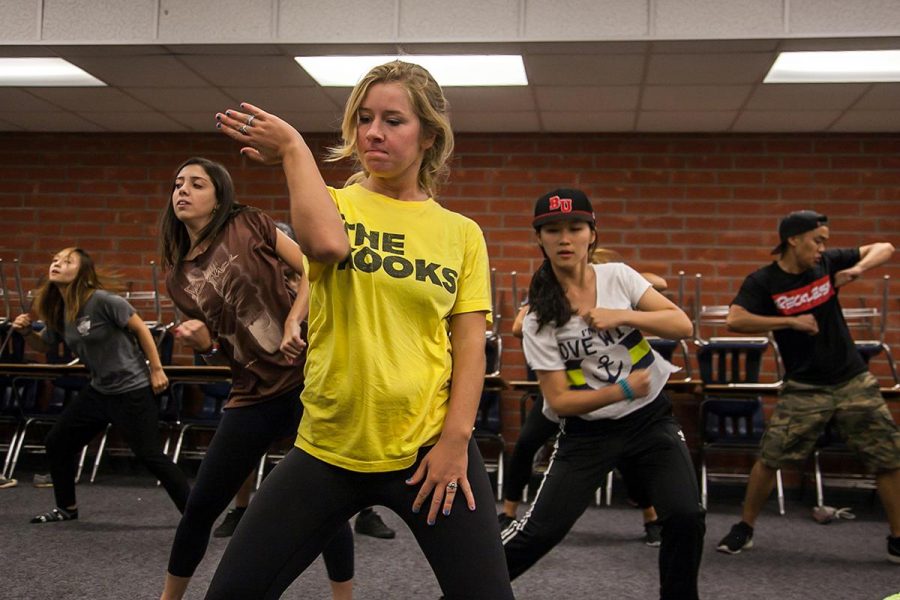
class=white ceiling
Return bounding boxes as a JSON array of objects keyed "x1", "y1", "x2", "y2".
[{"x1": 1, "y1": 37, "x2": 899, "y2": 133}]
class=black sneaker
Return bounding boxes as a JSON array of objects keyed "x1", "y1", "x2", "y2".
[
  {"x1": 888, "y1": 535, "x2": 900, "y2": 564},
  {"x1": 30, "y1": 507, "x2": 78, "y2": 524},
  {"x1": 717, "y1": 522, "x2": 754, "y2": 554},
  {"x1": 213, "y1": 507, "x2": 246, "y2": 538},
  {"x1": 643, "y1": 520, "x2": 662, "y2": 547},
  {"x1": 498, "y1": 513, "x2": 516, "y2": 531},
  {"x1": 354, "y1": 508, "x2": 396, "y2": 539}
]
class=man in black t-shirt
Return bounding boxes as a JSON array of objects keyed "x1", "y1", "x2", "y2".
[{"x1": 714, "y1": 210, "x2": 900, "y2": 564}]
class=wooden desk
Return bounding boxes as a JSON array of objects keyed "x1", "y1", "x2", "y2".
[{"x1": 484, "y1": 375, "x2": 508, "y2": 392}]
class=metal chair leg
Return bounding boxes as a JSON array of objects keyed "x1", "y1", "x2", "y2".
[
  {"x1": 605, "y1": 470, "x2": 613, "y2": 506},
  {"x1": 76, "y1": 444, "x2": 88, "y2": 483},
  {"x1": 90, "y1": 425, "x2": 110, "y2": 483},
  {"x1": 256, "y1": 453, "x2": 266, "y2": 490},
  {"x1": 775, "y1": 468, "x2": 785, "y2": 515}
]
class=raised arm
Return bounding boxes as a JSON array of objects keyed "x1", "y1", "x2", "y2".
[
  {"x1": 11, "y1": 313, "x2": 50, "y2": 354},
  {"x1": 835, "y1": 242, "x2": 895, "y2": 288},
  {"x1": 583, "y1": 287, "x2": 692, "y2": 340},
  {"x1": 216, "y1": 103, "x2": 350, "y2": 263}
]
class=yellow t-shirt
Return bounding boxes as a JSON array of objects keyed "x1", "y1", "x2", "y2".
[{"x1": 297, "y1": 184, "x2": 492, "y2": 472}]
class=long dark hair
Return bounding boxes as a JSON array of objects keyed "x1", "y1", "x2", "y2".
[
  {"x1": 527, "y1": 223, "x2": 598, "y2": 331},
  {"x1": 33, "y1": 248, "x2": 121, "y2": 333},
  {"x1": 160, "y1": 157, "x2": 247, "y2": 268}
]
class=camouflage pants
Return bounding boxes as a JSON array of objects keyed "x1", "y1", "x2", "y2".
[{"x1": 759, "y1": 371, "x2": 900, "y2": 472}]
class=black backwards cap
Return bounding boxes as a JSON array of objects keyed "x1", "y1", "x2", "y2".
[{"x1": 771, "y1": 210, "x2": 828, "y2": 254}]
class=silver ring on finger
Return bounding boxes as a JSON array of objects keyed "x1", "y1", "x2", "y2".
[
  {"x1": 246, "y1": 115, "x2": 255, "y2": 126},
  {"x1": 446, "y1": 481, "x2": 458, "y2": 491},
  {"x1": 239, "y1": 124, "x2": 248, "y2": 135}
]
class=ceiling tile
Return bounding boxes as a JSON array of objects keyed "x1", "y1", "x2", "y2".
[
  {"x1": 42, "y1": 0, "x2": 157, "y2": 41},
  {"x1": 444, "y1": 87, "x2": 537, "y2": 112},
  {"x1": 525, "y1": 54, "x2": 646, "y2": 86},
  {"x1": 854, "y1": 84, "x2": 900, "y2": 110},
  {"x1": 746, "y1": 84, "x2": 868, "y2": 110},
  {"x1": 0, "y1": 116, "x2": 23, "y2": 131},
  {"x1": 64, "y1": 56, "x2": 206, "y2": 87},
  {"x1": 646, "y1": 53, "x2": 775, "y2": 85},
  {"x1": 0, "y1": 89, "x2": 65, "y2": 112},
  {"x1": 524, "y1": 0, "x2": 649, "y2": 39},
  {"x1": 222, "y1": 86, "x2": 341, "y2": 113},
  {"x1": 398, "y1": 0, "x2": 519, "y2": 41},
  {"x1": 732, "y1": 110, "x2": 841, "y2": 131},
  {"x1": 451, "y1": 111, "x2": 541, "y2": 132},
  {"x1": 650, "y1": 40, "x2": 780, "y2": 53},
  {"x1": 523, "y1": 41, "x2": 648, "y2": 55},
  {"x1": 830, "y1": 110, "x2": 900, "y2": 132},
  {"x1": 3, "y1": 111, "x2": 104, "y2": 132},
  {"x1": 0, "y1": 45, "x2": 55, "y2": 58},
  {"x1": 278, "y1": 0, "x2": 397, "y2": 43},
  {"x1": 655, "y1": 0, "x2": 784, "y2": 38},
  {"x1": 167, "y1": 112, "x2": 224, "y2": 132},
  {"x1": 642, "y1": 85, "x2": 752, "y2": 110},
  {"x1": 74, "y1": 111, "x2": 188, "y2": 132},
  {"x1": 124, "y1": 87, "x2": 237, "y2": 112},
  {"x1": 179, "y1": 55, "x2": 317, "y2": 87},
  {"x1": 637, "y1": 111, "x2": 736, "y2": 132},
  {"x1": 534, "y1": 86, "x2": 639, "y2": 112},
  {"x1": 158, "y1": 0, "x2": 273, "y2": 42},
  {"x1": 27, "y1": 88, "x2": 152, "y2": 112},
  {"x1": 541, "y1": 111, "x2": 635, "y2": 132}
]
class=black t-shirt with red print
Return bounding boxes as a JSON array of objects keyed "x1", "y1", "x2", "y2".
[{"x1": 731, "y1": 248, "x2": 867, "y2": 385}]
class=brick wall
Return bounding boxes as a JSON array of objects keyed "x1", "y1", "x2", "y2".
[{"x1": 1, "y1": 131, "x2": 898, "y2": 447}]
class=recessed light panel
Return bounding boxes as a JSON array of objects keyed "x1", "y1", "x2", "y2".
[
  {"x1": 765, "y1": 50, "x2": 900, "y2": 83},
  {"x1": 0, "y1": 58, "x2": 106, "y2": 86},
  {"x1": 295, "y1": 55, "x2": 528, "y2": 87}
]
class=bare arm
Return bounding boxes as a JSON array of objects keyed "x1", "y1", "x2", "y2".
[
  {"x1": 126, "y1": 313, "x2": 169, "y2": 394},
  {"x1": 11, "y1": 313, "x2": 50, "y2": 353},
  {"x1": 274, "y1": 229, "x2": 310, "y2": 363},
  {"x1": 726, "y1": 304, "x2": 818, "y2": 335},
  {"x1": 216, "y1": 103, "x2": 350, "y2": 263},
  {"x1": 583, "y1": 287, "x2": 693, "y2": 340},
  {"x1": 538, "y1": 368, "x2": 651, "y2": 416},
  {"x1": 511, "y1": 305, "x2": 528, "y2": 339},
  {"x1": 835, "y1": 242, "x2": 895, "y2": 288},
  {"x1": 407, "y1": 311, "x2": 487, "y2": 522}
]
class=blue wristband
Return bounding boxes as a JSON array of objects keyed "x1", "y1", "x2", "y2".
[{"x1": 617, "y1": 379, "x2": 635, "y2": 401}]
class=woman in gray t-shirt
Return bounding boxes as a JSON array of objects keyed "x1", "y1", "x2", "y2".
[{"x1": 12, "y1": 247, "x2": 190, "y2": 523}]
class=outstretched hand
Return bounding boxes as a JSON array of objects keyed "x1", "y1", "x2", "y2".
[{"x1": 216, "y1": 102, "x2": 304, "y2": 165}]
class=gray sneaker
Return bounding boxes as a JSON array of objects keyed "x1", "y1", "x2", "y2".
[
  {"x1": 0, "y1": 476, "x2": 17, "y2": 489},
  {"x1": 33, "y1": 473, "x2": 53, "y2": 488}
]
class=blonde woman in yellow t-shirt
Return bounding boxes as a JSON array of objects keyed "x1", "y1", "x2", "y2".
[{"x1": 208, "y1": 61, "x2": 514, "y2": 599}]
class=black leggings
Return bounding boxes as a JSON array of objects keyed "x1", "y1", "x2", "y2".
[
  {"x1": 204, "y1": 438, "x2": 514, "y2": 600},
  {"x1": 502, "y1": 394, "x2": 705, "y2": 600},
  {"x1": 167, "y1": 387, "x2": 354, "y2": 582},
  {"x1": 504, "y1": 395, "x2": 560, "y2": 503},
  {"x1": 45, "y1": 385, "x2": 190, "y2": 512}
]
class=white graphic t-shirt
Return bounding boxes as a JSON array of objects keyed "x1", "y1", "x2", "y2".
[{"x1": 522, "y1": 263, "x2": 678, "y2": 422}]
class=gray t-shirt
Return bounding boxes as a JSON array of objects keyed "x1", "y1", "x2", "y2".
[{"x1": 43, "y1": 290, "x2": 149, "y2": 394}]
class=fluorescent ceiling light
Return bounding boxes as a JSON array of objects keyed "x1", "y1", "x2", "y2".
[
  {"x1": 0, "y1": 58, "x2": 106, "y2": 86},
  {"x1": 295, "y1": 55, "x2": 528, "y2": 87},
  {"x1": 764, "y1": 50, "x2": 900, "y2": 83}
]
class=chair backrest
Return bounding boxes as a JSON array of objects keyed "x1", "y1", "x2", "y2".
[
  {"x1": 842, "y1": 274, "x2": 890, "y2": 346},
  {"x1": 696, "y1": 340, "x2": 770, "y2": 384},
  {"x1": 0, "y1": 322, "x2": 26, "y2": 363},
  {"x1": 702, "y1": 397, "x2": 765, "y2": 444},
  {"x1": 475, "y1": 389, "x2": 502, "y2": 434}
]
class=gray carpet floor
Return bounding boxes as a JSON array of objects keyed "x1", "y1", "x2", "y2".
[{"x1": 2, "y1": 467, "x2": 898, "y2": 599}]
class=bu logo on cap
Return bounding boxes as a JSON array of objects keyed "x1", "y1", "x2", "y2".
[{"x1": 548, "y1": 195, "x2": 573, "y2": 213}]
